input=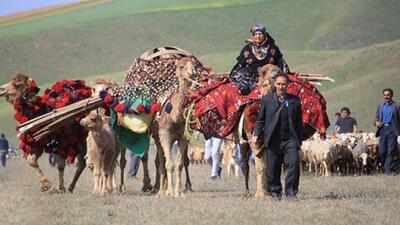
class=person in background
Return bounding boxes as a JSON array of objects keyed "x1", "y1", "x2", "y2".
[
  {"x1": 331, "y1": 112, "x2": 341, "y2": 135},
  {"x1": 0, "y1": 133, "x2": 10, "y2": 168},
  {"x1": 204, "y1": 135, "x2": 223, "y2": 181},
  {"x1": 374, "y1": 88, "x2": 400, "y2": 175},
  {"x1": 48, "y1": 152, "x2": 58, "y2": 167},
  {"x1": 127, "y1": 152, "x2": 141, "y2": 178},
  {"x1": 335, "y1": 107, "x2": 358, "y2": 134}
]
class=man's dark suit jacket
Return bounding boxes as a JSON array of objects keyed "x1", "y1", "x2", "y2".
[
  {"x1": 253, "y1": 92, "x2": 303, "y2": 147},
  {"x1": 374, "y1": 101, "x2": 400, "y2": 136}
]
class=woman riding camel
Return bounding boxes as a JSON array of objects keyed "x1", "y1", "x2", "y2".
[{"x1": 230, "y1": 25, "x2": 290, "y2": 94}]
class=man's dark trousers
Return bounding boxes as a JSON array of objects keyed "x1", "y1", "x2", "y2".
[
  {"x1": 266, "y1": 137, "x2": 299, "y2": 196},
  {"x1": 379, "y1": 126, "x2": 398, "y2": 173}
]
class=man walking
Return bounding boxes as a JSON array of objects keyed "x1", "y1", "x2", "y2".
[
  {"x1": 374, "y1": 88, "x2": 400, "y2": 175},
  {"x1": 204, "y1": 135, "x2": 223, "y2": 181},
  {"x1": 0, "y1": 133, "x2": 9, "y2": 168},
  {"x1": 252, "y1": 72, "x2": 303, "y2": 200}
]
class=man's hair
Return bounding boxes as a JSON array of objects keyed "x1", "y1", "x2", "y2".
[
  {"x1": 274, "y1": 73, "x2": 288, "y2": 83},
  {"x1": 383, "y1": 88, "x2": 394, "y2": 96},
  {"x1": 341, "y1": 107, "x2": 351, "y2": 114},
  {"x1": 335, "y1": 112, "x2": 341, "y2": 117},
  {"x1": 0, "y1": 133, "x2": 4, "y2": 138}
]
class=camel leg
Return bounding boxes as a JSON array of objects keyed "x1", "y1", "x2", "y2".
[
  {"x1": 156, "y1": 141, "x2": 168, "y2": 196},
  {"x1": 100, "y1": 171, "x2": 106, "y2": 196},
  {"x1": 175, "y1": 139, "x2": 188, "y2": 197},
  {"x1": 183, "y1": 145, "x2": 192, "y2": 192},
  {"x1": 141, "y1": 151, "x2": 153, "y2": 193},
  {"x1": 174, "y1": 151, "x2": 184, "y2": 197},
  {"x1": 240, "y1": 143, "x2": 251, "y2": 196},
  {"x1": 152, "y1": 134, "x2": 163, "y2": 193},
  {"x1": 93, "y1": 167, "x2": 101, "y2": 195},
  {"x1": 119, "y1": 147, "x2": 126, "y2": 193},
  {"x1": 55, "y1": 157, "x2": 66, "y2": 193},
  {"x1": 153, "y1": 150, "x2": 161, "y2": 193},
  {"x1": 111, "y1": 167, "x2": 117, "y2": 192},
  {"x1": 107, "y1": 170, "x2": 114, "y2": 193},
  {"x1": 254, "y1": 150, "x2": 267, "y2": 198},
  {"x1": 227, "y1": 164, "x2": 232, "y2": 177},
  {"x1": 26, "y1": 153, "x2": 52, "y2": 192},
  {"x1": 68, "y1": 145, "x2": 86, "y2": 193},
  {"x1": 234, "y1": 164, "x2": 240, "y2": 177},
  {"x1": 159, "y1": 134, "x2": 174, "y2": 196}
]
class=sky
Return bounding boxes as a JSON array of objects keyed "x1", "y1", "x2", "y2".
[{"x1": 0, "y1": 0, "x2": 81, "y2": 16}]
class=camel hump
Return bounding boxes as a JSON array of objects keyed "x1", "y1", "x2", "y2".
[{"x1": 140, "y1": 46, "x2": 193, "y2": 60}]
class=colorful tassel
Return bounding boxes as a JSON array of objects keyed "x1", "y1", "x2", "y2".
[
  {"x1": 165, "y1": 102, "x2": 173, "y2": 113},
  {"x1": 136, "y1": 103, "x2": 145, "y2": 113},
  {"x1": 114, "y1": 103, "x2": 125, "y2": 112}
]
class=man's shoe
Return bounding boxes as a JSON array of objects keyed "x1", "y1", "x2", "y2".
[
  {"x1": 209, "y1": 175, "x2": 219, "y2": 182},
  {"x1": 286, "y1": 195, "x2": 298, "y2": 201},
  {"x1": 217, "y1": 166, "x2": 222, "y2": 177},
  {"x1": 270, "y1": 192, "x2": 282, "y2": 201}
]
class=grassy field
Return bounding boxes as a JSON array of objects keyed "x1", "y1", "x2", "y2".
[{"x1": 0, "y1": 149, "x2": 400, "y2": 225}]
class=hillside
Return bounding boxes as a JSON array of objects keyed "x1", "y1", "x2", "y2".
[
  {"x1": 1, "y1": 0, "x2": 400, "y2": 144},
  {"x1": 1, "y1": 0, "x2": 400, "y2": 84}
]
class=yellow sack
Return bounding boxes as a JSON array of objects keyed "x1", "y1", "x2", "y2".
[{"x1": 122, "y1": 113, "x2": 153, "y2": 133}]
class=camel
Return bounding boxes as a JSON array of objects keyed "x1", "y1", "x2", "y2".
[
  {"x1": 232, "y1": 64, "x2": 279, "y2": 198},
  {"x1": 80, "y1": 109, "x2": 121, "y2": 195},
  {"x1": 0, "y1": 74, "x2": 88, "y2": 193},
  {"x1": 90, "y1": 77, "x2": 154, "y2": 193},
  {"x1": 154, "y1": 57, "x2": 199, "y2": 197}
]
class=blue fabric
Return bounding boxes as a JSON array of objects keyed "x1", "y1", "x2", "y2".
[
  {"x1": 378, "y1": 126, "x2": 398, "y2": 173},
  {"x1": 382, "y1": 102, "x2": 394, "y2": 124},
  {"x1": 0, "y1": 138, "x2": 8, "y2": 150},
  {"x1": 128, "y1": 152, "x2": 140, "y2": 177},
  {"x1": 0, "y1": 150, "x2": 6, "y2": 167},
  {"x1": 204, "y1": 137, "x2": 223, "y2": 177}
]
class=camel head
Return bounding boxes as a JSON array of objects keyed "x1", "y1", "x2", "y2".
[
  {"x1": 80, "y1": 109, "x2": 109, "y2": 131},
  {"x1": 257, "y1": 64, "x2": 283, "y2": 95},
  {"x1": 175, "y1": 57, "x2": 202, "y2": 87},
  {"x1": 0, "y1": 73, "x2": 39, "y2": 104},
  {"x1": 91, "y1": 77, "x2": 117, "y2": 95}
]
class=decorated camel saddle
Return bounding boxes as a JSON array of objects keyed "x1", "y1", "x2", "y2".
[
  {"x1": 98, "y1": 46, "x2": 204, "y2": 156},
  {"x1": 188, "y1": 69, "x2": 330, "y2": 140},
  {"x1": 1, "y1": 75, "x2": 92, "y2": 163},
  {"x1": 101, "y1": 46, "x2": 329, "y2": 142}
]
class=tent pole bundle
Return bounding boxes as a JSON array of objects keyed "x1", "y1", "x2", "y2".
[
  {"x1": 297, "y1": 73, "x2": 335, "y2": 82},
  {"x1": 18, "y1": 96, "x2": 104, "y2": 141}
]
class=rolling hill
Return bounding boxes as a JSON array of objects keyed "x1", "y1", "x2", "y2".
[{"x1": 1, "y1": 0, "x2": 399, "y2": 144}]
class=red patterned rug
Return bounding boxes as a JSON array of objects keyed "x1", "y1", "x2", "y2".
[{"x1": 189, "y1": 73, "x2": 329, "y2": 139}]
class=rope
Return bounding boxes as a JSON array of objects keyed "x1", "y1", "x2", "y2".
[{"x1": 183, "y1": 104, "x2": 196, "y2": 140}]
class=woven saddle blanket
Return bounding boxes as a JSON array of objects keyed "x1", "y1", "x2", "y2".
[{"x1": 189, "y1": 74, "x2": 330, "y2": 139}]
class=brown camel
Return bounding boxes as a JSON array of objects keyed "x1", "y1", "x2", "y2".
[
  {"x1": 0, "y1": 74, "x2": 87, "y2": 193},
  {"x1": 90, "y1": 78, "x2": 154, "y2": 193},
  {"x1": 80, "y1": 109, "x2": 121, "y2": 195},
  {"x1": 232, "y1": 64, "x2": 279, "y2": 198},
  {"x1": 154, "y1": 57, "x2": 199, "y2": 197}
]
